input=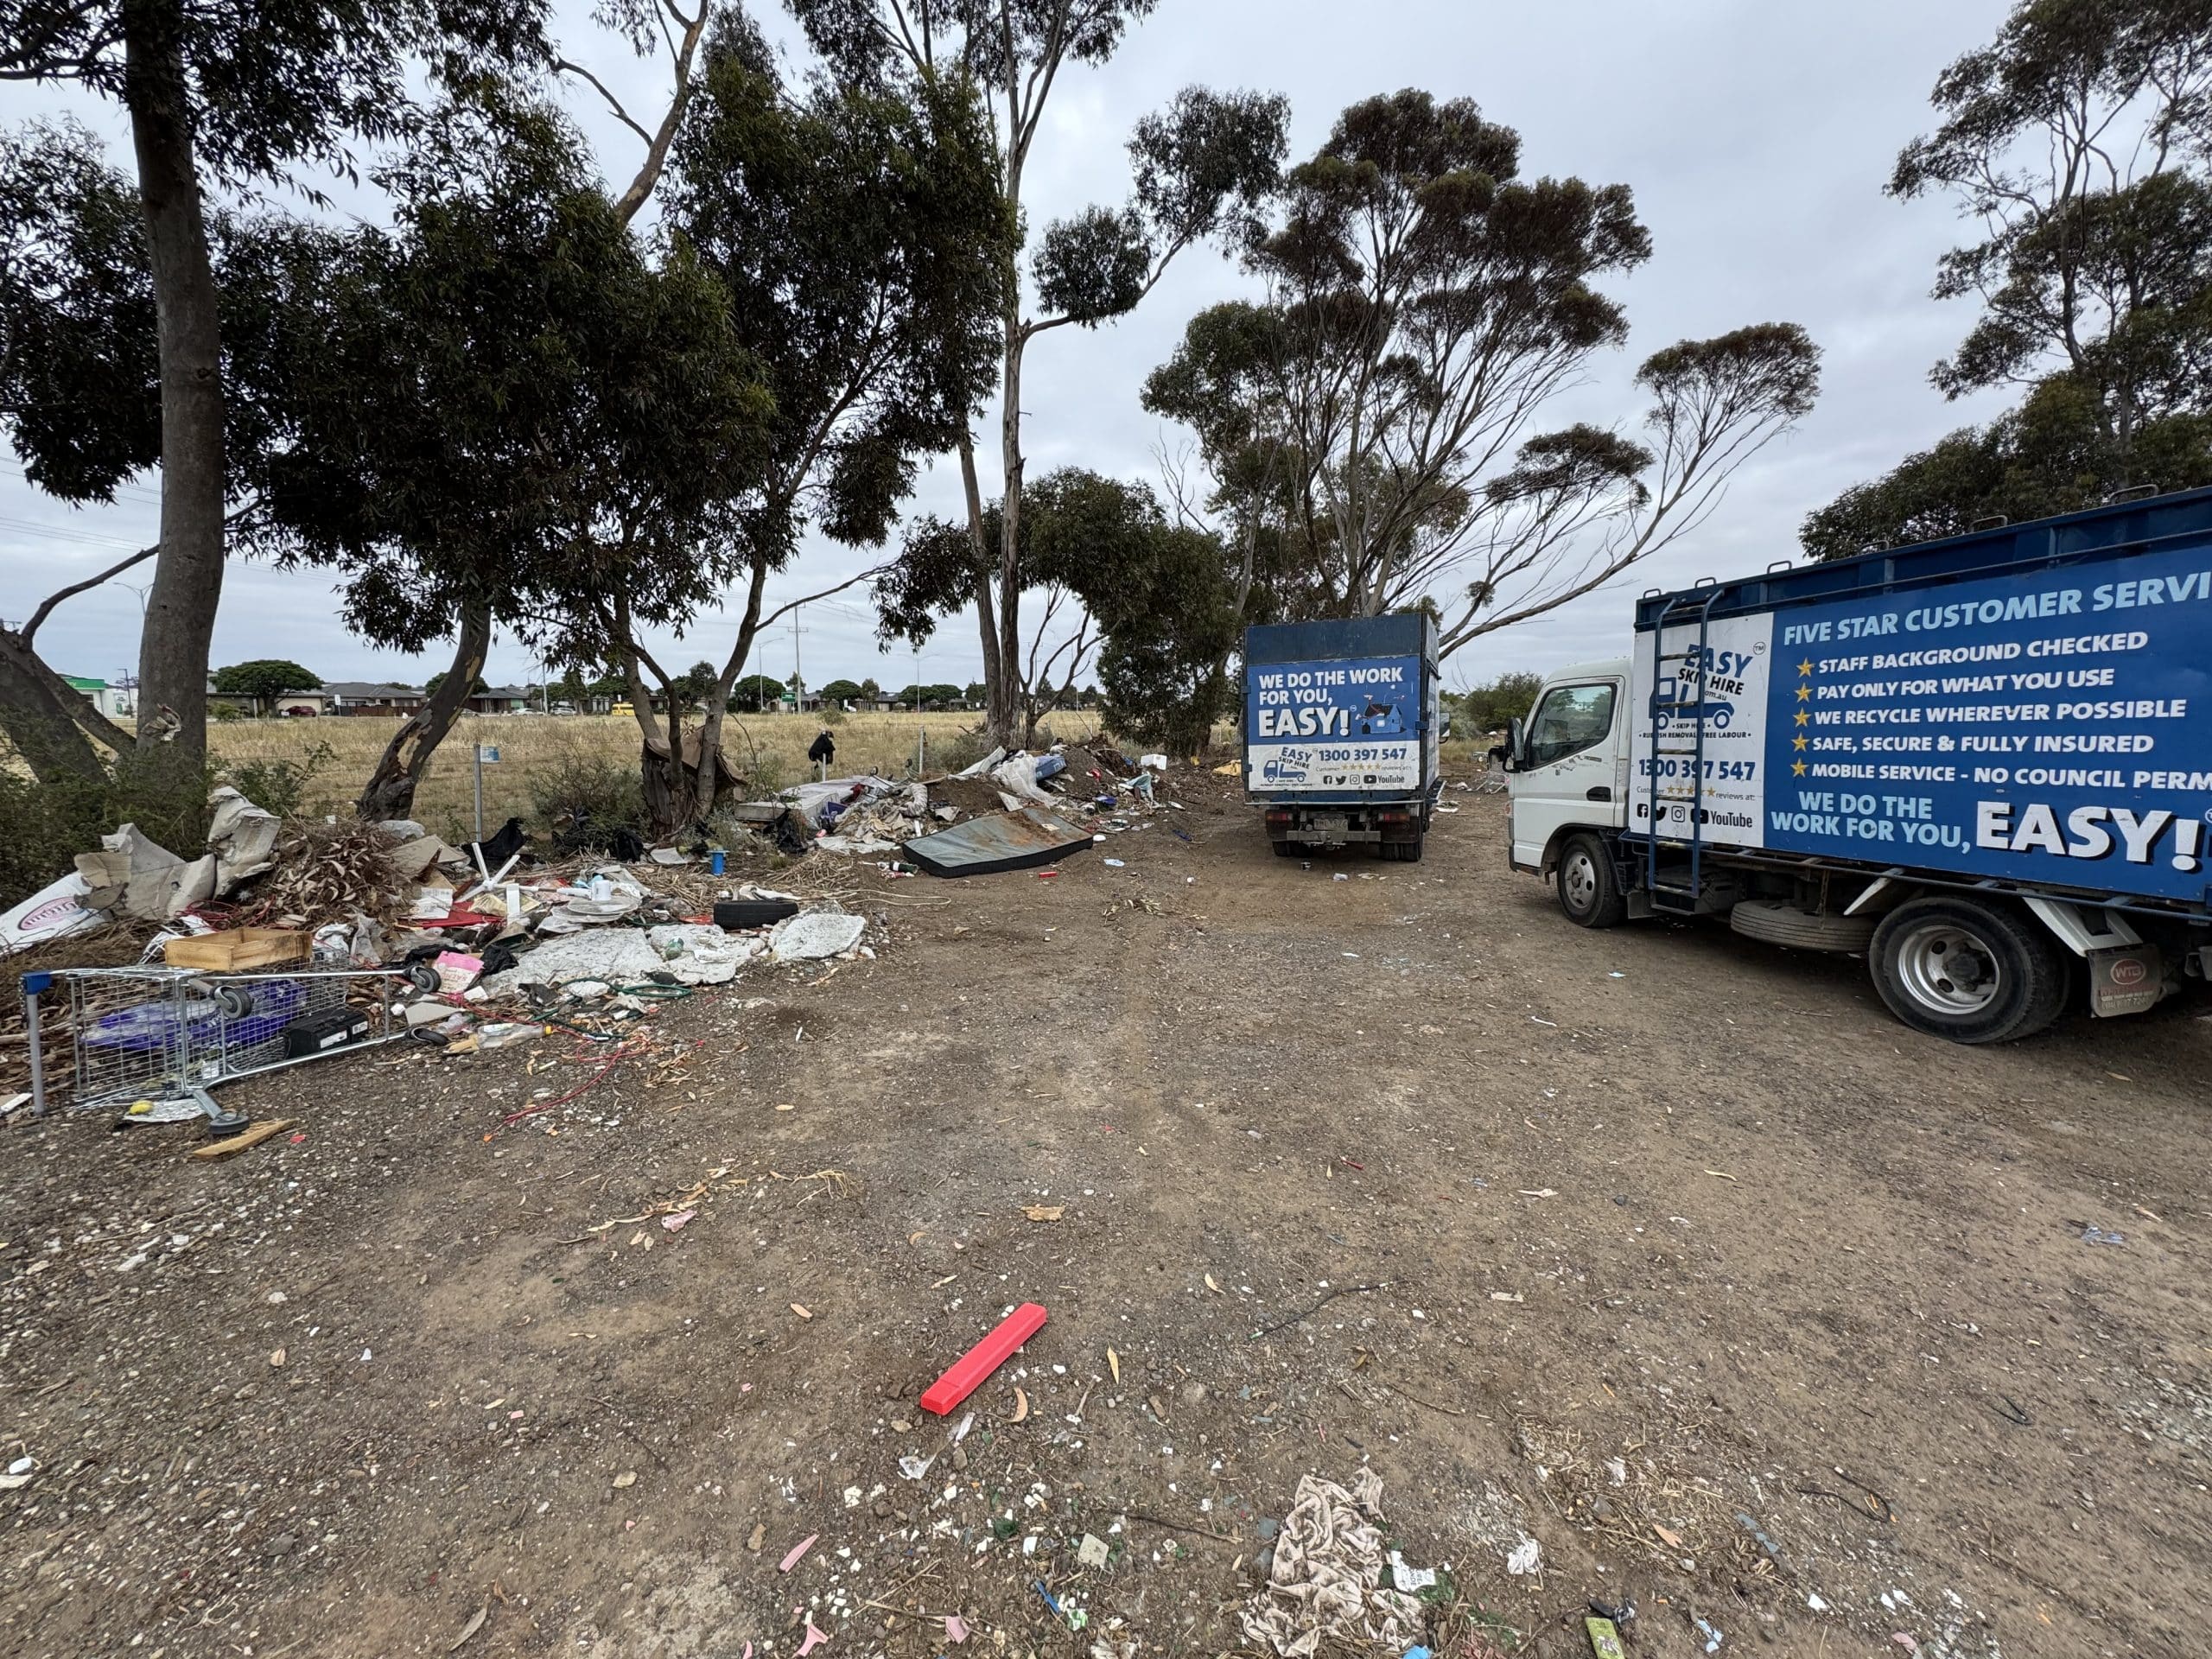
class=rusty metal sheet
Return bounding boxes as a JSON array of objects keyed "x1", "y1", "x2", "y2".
[{"x1": 901, "y1": 807, "x2": 1094, "y2": 878}]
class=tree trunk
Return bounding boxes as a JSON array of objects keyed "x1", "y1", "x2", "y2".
[
  {"x1": 123, "y1": 0, "x2": 225, "y2": 791},
  {"x1": 957, "y1": 435, "x2": 1001, "y2": 732},
  {"x1": 357, "y1": 602, "x2": 492, "y2": 821},
  {"x1": 988, "y1": 324, "x2": 1027, "y2": 748},
  {"x1": 0, "y1": 626, "x2": 115, "y2": 785}
]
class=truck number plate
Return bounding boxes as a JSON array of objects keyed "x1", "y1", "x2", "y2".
[{"x1": 1311, "y1": 814, "x2": 1349, "y2": 834}]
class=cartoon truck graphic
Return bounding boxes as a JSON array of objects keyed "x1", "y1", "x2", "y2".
[{"x1": 1649, "y1": 676, "x2": 1734, "y2": 730}]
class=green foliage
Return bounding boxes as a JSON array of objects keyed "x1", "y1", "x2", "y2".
[
  {"x1": 671, "y1": 661, "x2": 719, "y2": 705},
  {"x1": 1802, "y1": 375, "x2": 2212, "y2": 558},
  {"x1": 212, "y1": 659, "x2": 321, "y2": 706},
  {"x1": 0, "y1": 757, "x2": 213, "y2": 910},
  {"x1": 422, "y1": 670, "x2": 488, "y2": 697},
  {"x1": 1887, "y1": 0, "x2": 2212, "y2": 450},
  {"x1": 817, "y1": 678, "x2": 864, "y2": 702},
  {"x1": 524, "y1": 745, "x2": 644, "y2": 841},
  {"x1": 0, "y1": 122, "x2": 159, "y2": 502},
  {"x1": 1145, "y1": 93, "x2": 1816, "y2": 658},
  {"x1": 732, "y1": 673, "x2": 787, "y2": 709},
  {"x1": 1815, "y1": 2, "x2": 2212, "y2": 552},
  {"x1": 248, "y1": 86, "x2": 772, "y2": 668},
  {"x1": 1451, "y1": 672, "x2": 1543, "y2": 734}
]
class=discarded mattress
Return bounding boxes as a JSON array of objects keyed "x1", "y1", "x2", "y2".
[{"x1": 900, "y1": 808, "x2": 1094, "y2": 878}]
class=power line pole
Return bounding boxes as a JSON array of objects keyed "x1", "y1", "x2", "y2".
[{"x1": 791, "y1": 605, "x2": 804, "y2": 711}]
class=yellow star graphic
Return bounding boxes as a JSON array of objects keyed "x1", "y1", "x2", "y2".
[
  {"x1": 1794, "y1": 710, "x2": 1809, "y2": 727},
  {"x1": 1791, "y1": 760, "x2": 1808, "y2": 776},
  {"x1": 1795, "y1": 685, "x2": 1811, "y2": 702},
  {"x1": 1796, "y1": 658, "x2": 1814, "y2": 677},
  {"x1": 1792, "y1": 734, "x2": 1808, "y2": 751}
]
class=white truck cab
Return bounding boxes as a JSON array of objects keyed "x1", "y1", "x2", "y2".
[{"x1": 1504, "y1": 658, "x2": 1630, "y2": 877}]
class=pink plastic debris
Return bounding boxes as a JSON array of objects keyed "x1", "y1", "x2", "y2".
[{"x1": 779, "y1": 1532, "x2": 818, "y2": 1573}]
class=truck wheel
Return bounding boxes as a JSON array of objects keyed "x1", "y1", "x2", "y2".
[
  {"x1": 1869, "y1": 897, "x2": 2069, "y2": 1044},
  {"x1": 1271, "y1": 839, "x2": 1300, "y2": 858},
  {"x1": 1379, "y1": 835, "x2": 1424, "y2": 863},
  {"x1": 1555, "y1": 833, "x2": 1626, "y2": 929}
]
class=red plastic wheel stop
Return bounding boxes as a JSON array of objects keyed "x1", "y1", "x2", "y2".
[{"x1": 919, "y1": 1301, "x2": 1048, "y2": 1415}]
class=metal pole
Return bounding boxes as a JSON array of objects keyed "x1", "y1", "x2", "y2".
[
  {"x1": 23, "y1": 971, "x2": 50, "y2": 1116},
  {"x1": 914, "y1": 646, "x2": 924, "y2": 776},
  {"x1": 472, "y1": 740, "x2": 485, "y2": 840}
]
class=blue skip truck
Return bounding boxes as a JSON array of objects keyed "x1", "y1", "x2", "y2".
[
  {"x1": 1243, "y1": 613, "x2": 1443, "y2": 861},
  {"x1": 1499, "y1": 486, "x2": 2212, "y2": 1043}
]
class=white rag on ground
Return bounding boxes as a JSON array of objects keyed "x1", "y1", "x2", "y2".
[
  {"x1": 482, "y1": 929, "x2": 666, "y2": 997},
  {"x1": 646, "y1": 923, "x2": 763, "y2": 984},
  {"x1": 1238, "y1": 1470, "x2": 1421, "y2": 1659},
  {"x1": 768, "y1": 909, "x2": 865, "y2": 962}
]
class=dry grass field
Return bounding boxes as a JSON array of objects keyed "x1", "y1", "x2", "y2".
[{"x1": 202, "y1": 709, "x2": 1102, "y2": 838}]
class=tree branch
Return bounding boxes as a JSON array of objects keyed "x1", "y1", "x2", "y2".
[{"x1": 21, "y1": 540, "x2": 159, "y2": 646}]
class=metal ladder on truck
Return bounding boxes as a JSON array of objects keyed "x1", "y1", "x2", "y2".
[{"x1": 1643, "y1": 586, "x2": 1725, "y2": 914}]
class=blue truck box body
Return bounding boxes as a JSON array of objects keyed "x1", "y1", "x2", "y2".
[
  {"x1": 1628, "y1": 486, "x2": 2212, "y2": 912},
  {"x1": 1243, "y1": 613, "x2": 1441, "y2": 804}
]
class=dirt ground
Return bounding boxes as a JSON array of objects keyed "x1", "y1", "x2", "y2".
[{"x1": 3, "y1": 767, "x2": 2207, "y2": 1659}]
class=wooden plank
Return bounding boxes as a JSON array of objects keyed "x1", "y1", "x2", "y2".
[
  {"x1": 188, "y1": 1118, "x2": 298, "y2": 1160},
  {"x1": 163, "y1": 929, "x2": 311, "y2": 971}
]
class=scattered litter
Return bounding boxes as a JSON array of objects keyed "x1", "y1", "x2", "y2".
[
  {"x1": 1386, "y1": 1548, "x2": 1436, "y2": 1592},
  {"x1": 2080, "y1": 1224, "x2": 2126, "y2": 1246},
  {"x1": 768, "y1": 908, "x2": 866, "y2": 963},
  {"x1": 1806, "y1": 1593, "x2": 1829, "y2": 1613},
  {"x1": 1517, "y1": 1188, "x2": 1559, "y2": 1198},
  {"x1": 1103, "y1": 857, "x2": 1126, "y2": 868},
  {"x1": 660, "y1": 1210, "x2": 695, "y2": 1232},
  {"x1": 1703, "y1": 1169, "x2": 1738, "y2": 1182},
  {"x1": 795, "y1": 1611, "x2": 830, "y2": 1655},
  {"x1": 1530, "y1": 1015, "x2": 1557, "y2": 1027},
  {"x1": 779, "y1": 1533, "x2": 818, "y2": 1572},
  {"x1": 1586, "y1": 1618, "x2": 1627, "y2": 1659},
  {"x1": 944, "y1": 1615, "x2": 969, "y2": 1644},
  {"x1": 791, "y1": 1303, "x2": 813, "y2": 1320},
  {"x1": 1022, "y1": 1204, "x2": 1065, "y2": 1222},
  {"x1": 1694, "y1": 1616, "x2": 1722, "y2": 1653},
  {"x1": 898, "y1": 1452, "x2": 938, "y2": 1480},
  {"x1": 1489, "y1": 1291, "x2": 1523, "y2": 1304},
  {"x1": 1241, "y1": 1470, "x2": 1420, "y2": 1656},
  {"x1": 1505, "y1": 1536, "x2": 1542, "y2": 1575},
  {"x1": 1077, "y1": 1532, "x2": 1111, "y2": 1570},
  {"x1": 920, "y1": 1301, "x2": 1049, "y2": 1415}
]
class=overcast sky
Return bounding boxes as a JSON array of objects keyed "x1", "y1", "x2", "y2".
[{"x1": 1, "y1": 0, "x2": 2018, "y2": 697}]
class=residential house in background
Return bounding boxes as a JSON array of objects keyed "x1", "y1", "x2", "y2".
[
  {"x1": 467, "y1": 684, "x2": 533, "y2": 715},
  {"x1": 323, "y1": 682, "x2": 426, "y2": 715}
]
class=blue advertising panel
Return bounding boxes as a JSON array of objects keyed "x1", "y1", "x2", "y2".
[
  {"x1": 1631, "y1": 542, "x2": 2212, "y2": 904},
  {"x1": 1246, "y1": 653, "x2": 1422, "y2": 792}
]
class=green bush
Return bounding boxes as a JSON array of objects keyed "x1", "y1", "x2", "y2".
[
  {"x1": 0, "y1": 758, "x2": 213, "y2": 911},
  {"x1": 223, "y1": 740, "x2": 338, "y2": 818},
  {"x1": 525, "y1": 746, "x2": 644, "y2": 837}
]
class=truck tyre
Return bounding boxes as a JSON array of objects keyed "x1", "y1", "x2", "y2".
[
  {"x1": 1555, "y1": 833, "x2": 1627, "y2": 928},
  {"x1": 1378, "y1": 835, "x2": 1424, "y2": 863},
  {"x1": 1869, "y1": 896, "x2": 2069, "y2": 1044},
  {"x1": 1271, "y1": 839, "x2": 1300, "y2": 858},
  {"x1": 1729, "y1": 899, "x2": 1876, "y2": 955}
]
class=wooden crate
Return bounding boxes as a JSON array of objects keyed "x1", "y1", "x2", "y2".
[{"x1": 162, "y1": 928, "x2": 313, "y2": 971}]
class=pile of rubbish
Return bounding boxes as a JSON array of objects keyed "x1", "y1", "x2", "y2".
[
  {"x1": 2, "y1": 785, "x2": 881, "y2": 1116},
  {"x1": 777, "y1": 742, "x2": 1176, "y2": 876}
]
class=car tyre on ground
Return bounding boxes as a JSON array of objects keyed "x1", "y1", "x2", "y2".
[
  {"x1": 1554, "y1": 832, "x2": 1627, "y2": 928},
  {"x1": 1868, "y1": 895, "x2": 2069, "y2": 1044}
]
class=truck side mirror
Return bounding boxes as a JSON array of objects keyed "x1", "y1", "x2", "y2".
[{"x1": 1501, "y1": 715, "x2": 1527, "y2": 772}]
